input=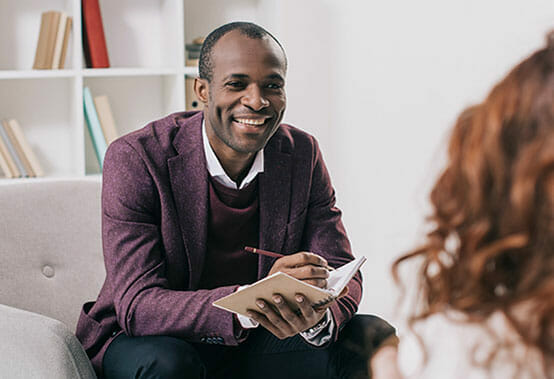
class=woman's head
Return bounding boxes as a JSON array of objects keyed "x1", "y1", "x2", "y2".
[{"x1": 393, "y1": 31, "x2": 554, "y2": 366}]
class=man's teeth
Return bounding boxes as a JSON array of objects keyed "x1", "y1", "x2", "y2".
[{"x1": 235, "y1": 118, "x2": 265, "y2": 126}]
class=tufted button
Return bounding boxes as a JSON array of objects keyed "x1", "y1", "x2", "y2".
[
  {"x1": 111, "y1": 331, "x2": 118, "y2": 337},
  {"x1": 42, "y1": 265, "x2": 55, "y2": 278},
  {"x1": 200, "y1": 337, "x2": 207, "y2": 343}
]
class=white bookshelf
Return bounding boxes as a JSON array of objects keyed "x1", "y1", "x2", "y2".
[{"x1": 0, "y1": 0, "x2": 278, "y2": 180}]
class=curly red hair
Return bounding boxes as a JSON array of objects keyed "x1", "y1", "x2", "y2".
[{"x1": 393, "y1": 32, "x2": 554, "y2": 375}]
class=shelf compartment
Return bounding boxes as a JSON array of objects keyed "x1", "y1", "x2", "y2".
[
  {"x1": 0, "y1": 0, "x2": 76, "y2": 71},
  {"x1": 83, "y1": 74, "x2": 184, "y2": 174},
  {"x1": 0, "y1": 77, "x2": 80, "y2": 177},
  {"x1": 96, "y1": 0, "x2": 183, "y2": 69}
]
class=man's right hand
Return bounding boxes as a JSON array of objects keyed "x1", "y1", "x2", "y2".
[{"x1": 267, "y1": 251, "x2": 330, "y2": 288}]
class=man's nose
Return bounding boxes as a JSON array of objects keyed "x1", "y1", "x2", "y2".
[{"x1": 241, "y1": 85, "x2": 270, "y2": 111}]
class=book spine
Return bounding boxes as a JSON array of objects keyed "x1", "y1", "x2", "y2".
[
  {"x1": 0, "y1": 137, "x2": 15, "y2": 178},
  {"x1": 93, "y1": 95, "x2": 118, "y2": 144},
  {"x1": 82, "y1": 0, "x2": 110, "y2": 68},
  {"x1": 44, "y1": 11, "x2": 62, "y2": 69},
  {"x1": 33, "y1": 12, "x2": 50, "y2": 69},
  {"x1": 7, "y1": 119, "x2": 44, "y2": 177},
  {"x1": 0, "y1": 121, "x2": 25, "y2": 177},
  {"x1": 3, "y1": 120, "x2": 35, "y2": 177},
  {"x1": 59, "y1": 17, "x2": 73, "y2": 69},
  {"x1": 51, "y1": 12, "x2": 68, "y2": 69},
  {"x1": 83, "y1": 87, "x2": 108, "y2": 168}
]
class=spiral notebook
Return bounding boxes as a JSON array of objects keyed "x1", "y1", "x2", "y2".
[{"x1": 213, "y1": 256, "x2": 366, "y2": 317}]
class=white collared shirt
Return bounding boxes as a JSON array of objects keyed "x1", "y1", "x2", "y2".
[
  {"x1": 202, "y1": 120, "x2": 264, "y2": 190},
  {"x1": 202, "y1": 119, "x2": 333, "y2": 346}
]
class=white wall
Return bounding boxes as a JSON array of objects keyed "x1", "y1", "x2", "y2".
[{"x1": 274, "y1": 0, "x2": 554, "y2": 322}]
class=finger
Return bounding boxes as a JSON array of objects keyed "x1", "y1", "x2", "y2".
[
  {"x1": 294, "y1": 293, "x2": 316, "y2": 320},
  {"x1": 289, "y1": 264, "x2": 330, "y2": 280},
  {"x1": 271, "y1": 294, "x2": 306, "y2": 332},
  {"x1": 295, "y1": 293, "x2": 327, "y2": 321},
  {"x1": 302, "y1": 278, "x2": 328, "y2": 288},
  {"x1": 254, "y1": 299, "x2": 295, "y2": 336},
  {"x1": 246, "y1": 310, "x2": 286, "y2": 339},
  {"x1": 282, "y1": 252, "x2": 330, "y2": 269}
]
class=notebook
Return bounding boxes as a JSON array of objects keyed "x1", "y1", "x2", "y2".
[{"x1": 213, "y1": 256, "x2": 366, "y2": 317}]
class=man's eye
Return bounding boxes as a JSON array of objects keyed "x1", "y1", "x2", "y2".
[
  {"x1": 267, "y1": 83, "x2": 283, "y2": 89},
  {"x1": 226, "y1": 82, "x2": 245, "y2": 89}
]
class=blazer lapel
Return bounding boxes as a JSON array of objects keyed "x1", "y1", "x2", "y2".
[
  {"x1": 168, "y1": 113, "x2": 208, "y2": 289},
  {"x1": 258, "y1": 133, "x2": 292, "y2": 278}
]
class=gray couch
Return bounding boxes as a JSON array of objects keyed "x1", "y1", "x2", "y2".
[{"x1": 0, "y1": 178, "x2": 104, "y2": 378}]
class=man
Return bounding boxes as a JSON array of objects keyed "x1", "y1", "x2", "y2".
[{"x1": 76, "y1": 22, "x2": 396, "y2": 379}]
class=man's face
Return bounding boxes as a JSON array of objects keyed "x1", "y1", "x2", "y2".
[{"x1": 196, "y1": 30, "x2": 287, "y2": 156}]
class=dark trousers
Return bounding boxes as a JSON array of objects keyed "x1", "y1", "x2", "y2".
[{"x1": 102, "y1": 314, "x2": 395, "y2": 379}]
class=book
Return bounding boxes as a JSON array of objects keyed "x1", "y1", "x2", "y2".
[
  {"x1": 3, "y1": 120, "x2": 35, "y2": 177},
  {"x1": 0, "y1": 136, "x2": 15, "y2": 178},
  {"x1": 51, "y1": 12, "x2": 68, "y2": 69},
  {"x1": 83, "y1": 87, "x2": 108, "y2": 168},
  {"x1": 44, "y1": 12, "x2": 61, "y2": 68},
  {"x1": 0, "y1": 121, "x2": 27, "y2": 177},
  {"x1": 93, "y1": 95, "x2": 118, "y2": 144},
  {"x1": 82, "y1": 0, "x2": 110, "y2": 68},
  {"x1": 213, "y1": 256, "x2": 367, "y2": 317},
  {"x1": 32, "y1": 12, "x2": 50, "y2": 69},
  {"x1": 58, "y1": 16, "x2": 73, "y2": 69},
  {"x1": 33, "y1": 11, "x2": 61, "y2": 70},
  {"x1": 6, "y1": 119, "x2": 44, "y2": 177}
]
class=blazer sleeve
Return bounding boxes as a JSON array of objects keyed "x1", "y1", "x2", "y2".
[
  {"x1": 300, "y1": 136, "x2": 362, "y2": 341},
  {"x1": 101, "y1": 139, "x2": 244, "y2": 345}
]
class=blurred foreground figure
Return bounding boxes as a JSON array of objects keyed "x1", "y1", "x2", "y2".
[{"x1": 373, "y1": 31, "x2": 554, "y2": 379}]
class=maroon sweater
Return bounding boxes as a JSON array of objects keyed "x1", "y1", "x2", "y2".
[{"x1": 198, "y1": 177, "x2": 259, "y2": 289}]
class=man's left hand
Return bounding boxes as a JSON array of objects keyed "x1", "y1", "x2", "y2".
[{"x1": 247, "y1": 292, "x2": 328, "y2": 339}]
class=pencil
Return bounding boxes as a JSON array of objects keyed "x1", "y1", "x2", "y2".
[
  {"x1": 243, "y1": 246, "x2": 334, "y2": 270},
  {"x1": 244, "y1": 246, "x2": 283, "y2": 258}
]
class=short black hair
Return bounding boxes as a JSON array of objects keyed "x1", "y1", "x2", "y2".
[{"x1": 198, "y1": 21, "x2": 287, "y2": 82}]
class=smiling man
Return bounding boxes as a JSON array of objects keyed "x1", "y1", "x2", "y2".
[{"x1": 76, "y1": 22, "x2": 396, "y2": 379}]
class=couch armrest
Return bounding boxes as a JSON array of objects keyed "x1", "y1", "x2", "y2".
[{"x1": 0, "y1": 304, "x2": 97, "y2": 379}]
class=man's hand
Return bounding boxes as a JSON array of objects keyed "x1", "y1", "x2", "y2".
[
  {"x1": 247, "y1": 251, "x2": 349, "y2": 339},
  {"x1": 246, "y1": 292, "x2": 328, "y2": 339},
  {"x1": 268, "y1": 251, "x2": 331, "y2": 288}
]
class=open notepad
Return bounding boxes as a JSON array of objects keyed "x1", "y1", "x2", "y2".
[{"x1": 213, "y1": 256, "x2": 366, "y2": 317}]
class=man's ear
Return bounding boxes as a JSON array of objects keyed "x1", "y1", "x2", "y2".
[{"x1": 194, "y1": 77, "x2": 209, "y2": 105}]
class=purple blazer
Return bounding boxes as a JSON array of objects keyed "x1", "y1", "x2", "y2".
[{"x1": 75, "y1": 111, "x2": 362, "y2": 375}]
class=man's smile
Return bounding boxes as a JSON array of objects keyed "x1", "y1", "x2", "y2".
[{"x1": 232, "y1": 116, "x2": 272, "y2": 131}]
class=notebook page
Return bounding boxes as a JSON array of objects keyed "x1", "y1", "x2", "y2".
[{"x1": 326, "y1": 256, "x2": 367, "y2": 295}]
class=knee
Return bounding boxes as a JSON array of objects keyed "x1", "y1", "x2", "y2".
[
  {"x1": 139, "y1": 345, "x2": 204, "y2": 379},
  {"x1": 339, "y1": 314, "x2": 397, "y2": 355}
]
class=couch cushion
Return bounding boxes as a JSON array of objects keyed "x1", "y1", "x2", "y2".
[
  {"x1": 0, "y1": 178, "x2": 105, "y2": 331},
  {"x1": 0, "y1": 304, "x2": 97, "y2": 378}
]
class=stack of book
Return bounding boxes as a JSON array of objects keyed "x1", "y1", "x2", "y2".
[
  {"x1": 0, "y1": 119, "x2": 44, "y2": 179},
  {"x1": 83, "y1": 87, "x2": 119, "y2": 169},
  {"x1": 185, "y1": 37, "x2": 204, "y2": 66},
  {"x1": 33, "y1": 11, "x2": 73, "y2": 70}
]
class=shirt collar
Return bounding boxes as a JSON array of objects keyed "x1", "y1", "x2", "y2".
[{"x1": 202, "y1": 120, "x2": 264, "y2": 190}]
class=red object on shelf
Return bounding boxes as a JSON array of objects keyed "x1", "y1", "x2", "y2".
[{"x1": 82, "y1": 0, "x2": 110, "y2": 68}]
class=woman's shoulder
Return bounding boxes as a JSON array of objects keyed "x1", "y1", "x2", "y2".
[{"x1": 397, "y1": 311, "x2": 543, "y2": 379}]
